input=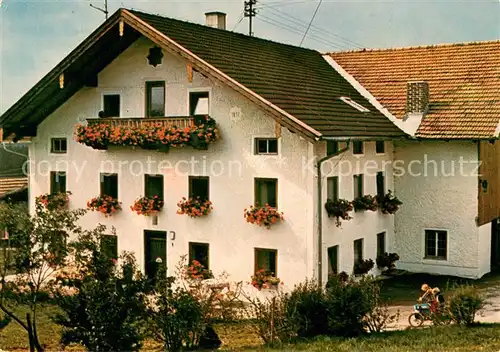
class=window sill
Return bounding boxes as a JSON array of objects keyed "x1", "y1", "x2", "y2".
[{"x1": 424, "y1": 256, "x2": 447, "y2": 261}]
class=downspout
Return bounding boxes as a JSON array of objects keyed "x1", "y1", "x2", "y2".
[{"x1": 317, "y1": 141, "x2": 350, "y2": 287}]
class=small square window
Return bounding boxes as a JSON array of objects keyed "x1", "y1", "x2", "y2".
[
  {"x1": 353, "y1": 174, "x2": 363, "y2": 199},
  {"x1": 353, "y1": 238, "x2": 364, "y2": 265},
  {"x1": 254, "y1": 248, "x2": 277, "y2": 275},
  {"x1": 103, "y1": 94, "x2": 120, "y2": 117},
  {"x1": 189, "y1": 242, "x2": 210, "y2": 270},
  {"x1": 353, "y1": 141, "x2": 363, "y2": 155},
  {"x1": 50, "y1": 171, "x2": 66, "y2": 194},
  {"x1": 101, "y1": 235, "x2": 118, "y2": 260},
  {"x1": 326, "y1": 141, "x2": 338, "y2": 156},
  {"x1": 425, "y1": 230, "x2": 447, "y2": 260},
  {"x1": 100, "y1": 173, "x2": 118, "y2": 199},
  {"x1": 145, "y1": 175, "x2": 164, "y2": 200},
  {"x1": 189, "y1": 176, "x2": 209, "y2": 201},
  {"x1": 255, "y1": 178, "x2": 278, "y2": 208},
  {"x1": 376, "y1": 141, "x2": 385, "y2": 154},
  {"x1": 327, "y1": 176, "x2": 339, "y2": 201},
  {"x1": 255, "y1": 138, "x2": 278, "y2": 155},
  {"x1": 377, "y1": 232, "x2": 386, "y2": 257},
  {"x1": 327, "y1": 245, "x2": 339, "y2": 276},
  {"x1": 50, "y1": 138, "x2": 67, "y2": 154},
  {"x1": 189, "y1": 91, "x2": 210, "y2": 116},
  {"x1": 146, "y1": 82, "x2": 165, "y2": 117},
  {"x1": 376, "y1": 172, "x2": 385, "y2": 198}
]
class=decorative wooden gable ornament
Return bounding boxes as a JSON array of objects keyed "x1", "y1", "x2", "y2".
[{"x1": 147, "y1": 46, "x2": 164, "y2": 67}]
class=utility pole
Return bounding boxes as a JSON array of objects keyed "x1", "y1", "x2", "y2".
[
  {"x1": 90, "y1": 0, "x2": 109, "y2": 20},
  {"x1": 244, "y1": 0, "x2": 257, "y2": 36}
]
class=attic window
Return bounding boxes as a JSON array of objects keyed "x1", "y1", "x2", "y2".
[
  {"x1": 339, "y1": 97, "x2": 370, "y2": 113},
  {"x1": 147, "y1": 46, "x2": 164, "y2": 67}
]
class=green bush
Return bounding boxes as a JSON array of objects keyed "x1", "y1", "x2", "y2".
[
  {"x1": 447, "y1": 284, "x2": 484, "y2": 325},
  {"x1": 375, "y1": 252, "x2": 400, "y2": 270}
]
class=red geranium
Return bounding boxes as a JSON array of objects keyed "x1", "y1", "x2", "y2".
[
  {"x1": 87, "y1": 195, "x2": 121, "y2": 217},
  {"x1": 244, "y1": 204, "x2": 284, "y2": 229},
  {"x1": 130, "y1": 195, "x2": 164, "y2": 216},
  {"x1": 177, "y1": 197, "x2": 213, "y2": 218}
]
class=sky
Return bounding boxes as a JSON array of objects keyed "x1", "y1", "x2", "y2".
[{"x1": 0, "y1": 0, "x2": 499, "y2": 114}]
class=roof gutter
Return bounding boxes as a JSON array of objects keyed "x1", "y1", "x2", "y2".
[
  {"x1": 316, "y1": 142, "x2": 350, "y2": 287},
  {"x1": 321, "y1": 136, "x2": 409, "y2": 141}
]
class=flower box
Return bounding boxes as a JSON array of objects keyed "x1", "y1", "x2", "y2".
[
  {"x1": 352, "y1": 195, "x2": 378, "y2": 212},
  {"x1": 130, "y1": 196, "x2": 164, "y2": 216},
  {"x1": 185, "y1": 260, "x2": 213, "y2": 280},
  {"x1": 244, "y1": 205, "x2": 284, "y2": 229},
  {"x1": 177, "y1": 197, "x2": 213, "y2": 217},
  {"x1": 353, "y1": 258, "x2": 374, "y2": 275},
  {"x1": 87, "y1": 195, "x2": 122, "y2": 217},
  {"x1": 35, "y1": 191, "x2": 71, "y2": 211},
  {"x1": 377, "y1": 190, "x2": 402, "y2": 214},
  {"x1": 251, "y1": 269, "x2": 281, "y2": 290},
  {"x1": 324, "y1": 198, "x2": 353, "y2": 227}
]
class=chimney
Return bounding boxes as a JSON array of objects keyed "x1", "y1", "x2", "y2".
[
  {"x1": 205, "y1": 12, "x2": 227, "y2": 30},
  {"x1": 406, "y1": 81, "x2": 429, "y2": 114}
]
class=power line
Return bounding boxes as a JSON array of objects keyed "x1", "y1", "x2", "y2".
[
  {"x1": 257, "y1": 0, "x2": 316, "y2": 9},
  {"x1": 232, "y1": 12, "x2": 246, "y2": 31},
  {"x1": 300, "y1": 0, "x2": 323, "y2": 46}
]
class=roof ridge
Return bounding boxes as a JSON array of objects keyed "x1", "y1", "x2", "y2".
[
  {"x1": 125, "y1": 8, "x2": 318, "y2": 54},
  {"x1": 324, "y1": 39, "x2": 500, "y2": 54}
]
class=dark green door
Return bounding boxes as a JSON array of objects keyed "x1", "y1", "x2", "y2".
[{"x1": 144, "y1": 230, "x2": 167, "y2": 282}]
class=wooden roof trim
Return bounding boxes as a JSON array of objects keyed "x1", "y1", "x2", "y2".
[{"x1": 121, "y1": 9, "x2": 321, "y2": 142}]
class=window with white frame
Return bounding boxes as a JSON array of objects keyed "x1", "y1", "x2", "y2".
[
  {"x1": 255, "y1": 138, "x2": 278, "y2": 155},
  {"x1": 50, "y1": 138, "x2": 67, "y2": 154},
  {"x1": 424, "y1": 230, "x2": 447, "y2": 260}
]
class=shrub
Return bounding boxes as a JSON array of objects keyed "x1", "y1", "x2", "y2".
[
  {"x1": 447, "y1": 284, "x2": 484, "y2": 325},
  {"x1": 353, "y1": 259, "x2": 374, "y2": 275},
  {"x1": 377, "y1": 190, "x2": 402, "y2": 214},
  {"x1": 176, "y1": 197, "x2": 213, "y2": 217},
  {"x1": 376, "y1": 252, "x2": 400, "y2": 270},
  {"x1": 324, "y1": 198, "x2": 353, "y2": 227},
  {"x1": 87, "y1": 195, "x2": 122, "y2": 216},
  {"x1": 130, "y1": 195, "x2": 164, "y2": 216},
  {"x1": 362, "y1": 283, "x2": 400, "y2": 332},
  {"x1": 324, "y1": 275, "x2": 377, "y2": 336},
  {"x1": 244, "y1": 205, "x2": 284, "y2": 229},
  {"x1": 352, "y1": 195, "x2": 378, "y2": 212}
]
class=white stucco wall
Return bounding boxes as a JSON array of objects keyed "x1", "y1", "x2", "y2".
[
  {"x1": 394, "y1": 140, "x2": 482, "y2": 278},
  {"x1": 29, "y1": 37, "x2": 316, "y2": 288},
  {"x1": 478, "y1": 222, "x2": 491, "y2": 277},
  {"x1": 318, "y1": 141, "x2": 396, "y2": 282}
]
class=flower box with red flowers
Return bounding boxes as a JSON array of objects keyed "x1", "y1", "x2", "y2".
[
  {"x1": 352, "y1": 195, "x2": 378, "y2": 212},
  {"x1": 185, "y1": 260, "x2": 213, "y2": 280},
  {"x1": 176, "y1": 197, "x2": 213, "y2": 218},
  {"x1": 325, "y1": 198, "x2": 353, "y2": 227},
  {"x1": 377, "y1": 190, "x2": 403, "y2": 214},
  {"x1": 35, "y1": 191, "x2": 71, "y2": 211},
  {"x1": 251, "y1": 269, "x2": 281, "y2": 290},
  {"x1": 130, "y1": 196, "x2": 164, "y2": 216},
  {"x1": 87, "y1": 195, "x2": 122, "y2": 217},
  {"x1": 244, "y1": 204, "x2": 284, "y2": 229}
]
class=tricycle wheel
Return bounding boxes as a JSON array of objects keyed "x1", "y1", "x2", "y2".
[{"x1": 408, "y1": 312, "x2": 424, "y2": 327}]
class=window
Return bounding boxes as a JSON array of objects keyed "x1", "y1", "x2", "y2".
[
  {"x1": 327, "y1": 245, "x2": 339, "y2": 276},
  {"x1": 100, "y1": 173, "x2": 118, "y2": 199},
  {"x1": 189, "y1": 91, "x2": 209, "y2": 116},
  {"x1": 327, "y1": 176, "x2": 339, "y2": 201},
  {"x1": 339, "y1": 96, "x2": 370, "y2": 112},
  {"x1": 189, "y1": 176, "x2": 209, "y2": 201},
  {"x1": 254, "y1": 248, "x2": 277, "y2": 275},
  {"x1": 376, "y1": 141, "x2": 385, "y2": 154},
  {"x1": 425, "y1": 230, "x2": 447, "y2": 260},
  {"x1": 377, "y1": 232, "x2": 386, "y2": 257},
  {"x1": 50, "y1": 138, "x2": 67, "y2": 154},
  {"x1": 103, "y1": 94, "x2": 120, "y2": 117},
  {"x1": 255, "y1": 178, "x2": 278, "y2": 208},
  {"x1": 145, "y1": 175, "x2": 164, "y2": 200},
  {"x1": 255, "y1": 138, "x2": 278, "y2": 155},
  {"x1": 327, "y1": 141, "x2": 338, "y2": 156},
  {"x1": 376, "y1": 172, "x2": 385, "y2": 198},
  {"x1": 353, "y1": 141, "x2": 364, "y2": 155},
  {"x1": 353, "y1": 174, "x2": 363, "y2": 199},
  {"x1": 146, "y1": 81, "x2": 165, "y2": 117},
  {"x1": 353, "y1": 238, "x2": 364, "y2": 264},
  {"x1": 101, "y1": 235, "x2": 118, "y2": 260},
  {"x1": 50, "y1": 171, "x2": 66, "y2": 194},
  {"x1": 189, "y1": 242, "x2": 209, "y2": 269}
]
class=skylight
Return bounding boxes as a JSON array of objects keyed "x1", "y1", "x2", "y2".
[{"x1": 340, "y1": 97, "x2": 370, "y2": 113}]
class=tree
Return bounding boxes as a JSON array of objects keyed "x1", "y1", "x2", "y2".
[{"x1": 0, "y1": 199, "x2": 85, "y2": 352}]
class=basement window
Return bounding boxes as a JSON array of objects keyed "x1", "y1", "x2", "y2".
[{"x1": 340, "y1": 96, "x2": 370, "y2": 113}]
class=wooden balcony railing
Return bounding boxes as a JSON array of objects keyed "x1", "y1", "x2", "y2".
[{"x1": 86, "y1": 116, "x2": 195, "y2": 129}]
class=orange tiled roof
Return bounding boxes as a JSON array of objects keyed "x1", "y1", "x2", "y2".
[
  {"x1": 0, "y1": 177, "x2": 28, "y2": 197},
  {"x1": 329, "y1": 41, "x2": 500, "y2": 139}
]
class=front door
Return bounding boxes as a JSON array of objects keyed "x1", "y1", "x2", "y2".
[
  {"x1": 144, "y1": 230, "x2": 167, "y2": 282},
  {"x1": 491, "y1": 219, "x2": 500, "y2": 270}
]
